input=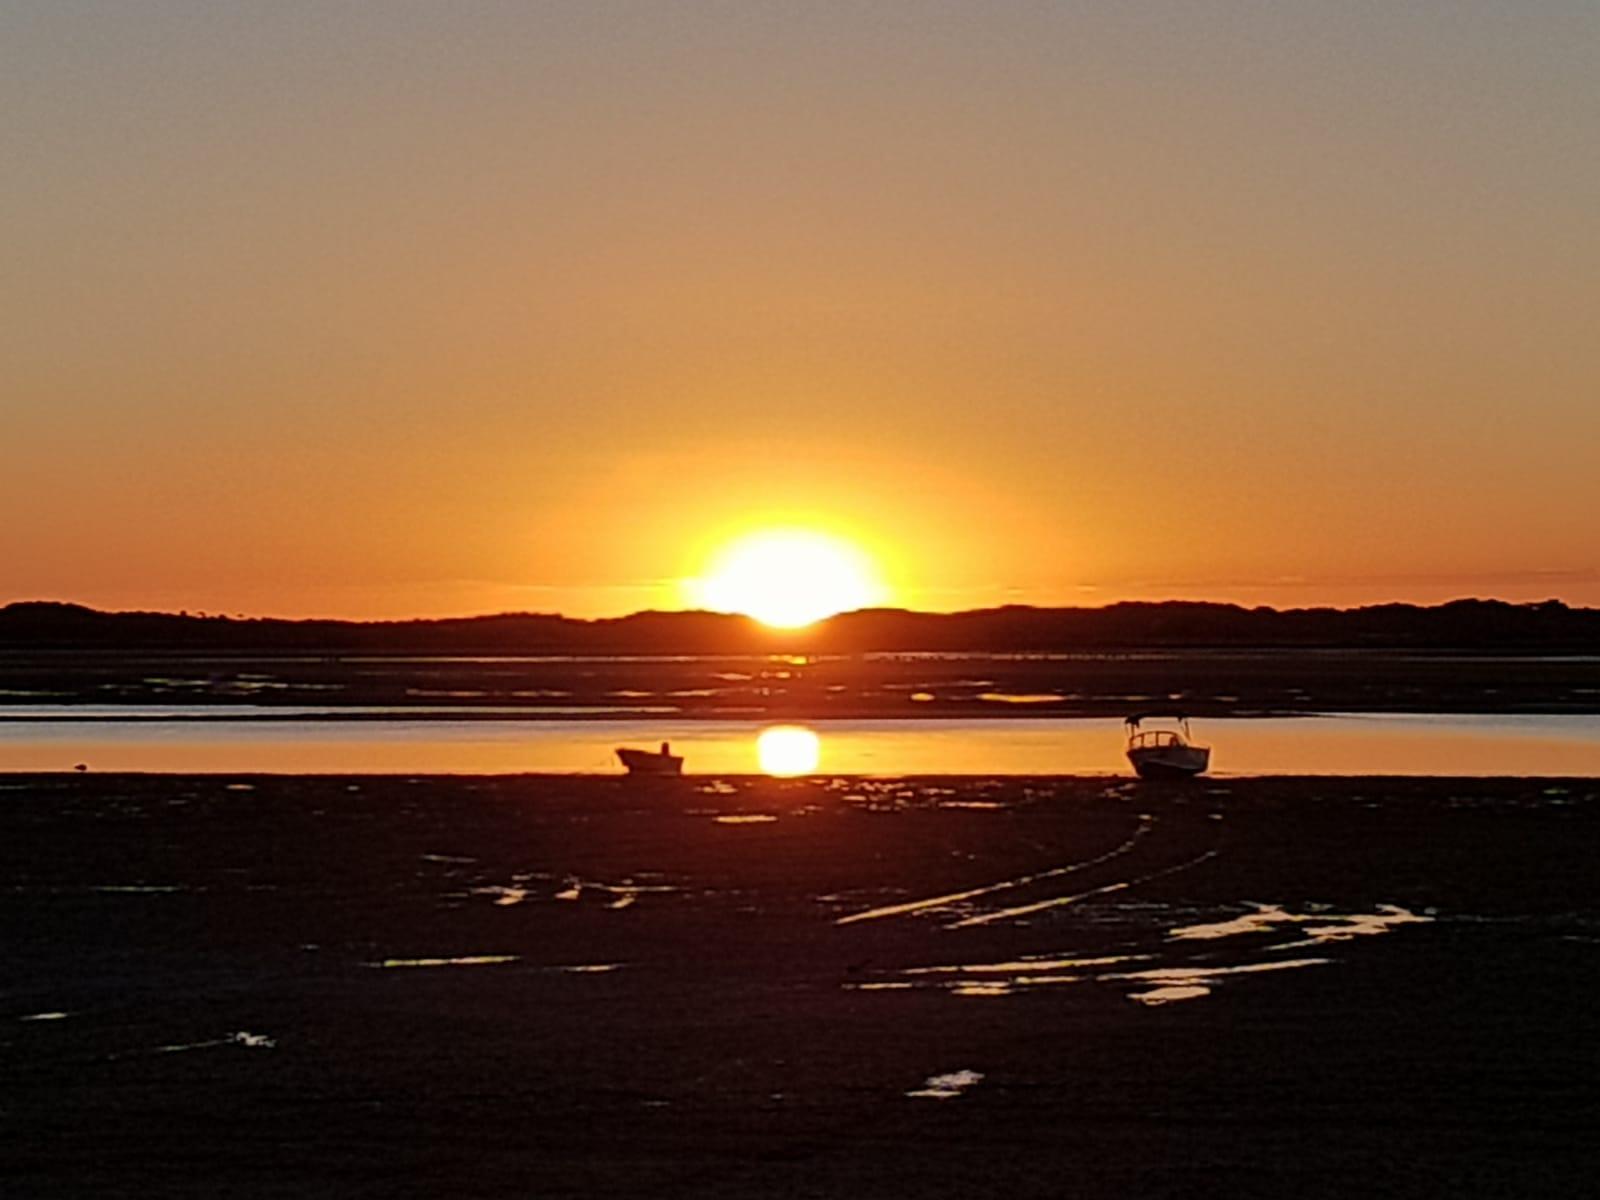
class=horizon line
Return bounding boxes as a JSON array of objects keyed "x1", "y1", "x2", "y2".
[{"x1": 1, "y1": 595, "x2": 1588, "y2": 627}]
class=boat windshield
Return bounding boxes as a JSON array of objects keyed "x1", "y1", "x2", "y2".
[{"x1": 1128, "y1": 729, "x2": 1186, "y2": 750}]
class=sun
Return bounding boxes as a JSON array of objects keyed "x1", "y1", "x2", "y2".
[{"x1": 693, "y1": 529, "x2": 887, "y2": 628}]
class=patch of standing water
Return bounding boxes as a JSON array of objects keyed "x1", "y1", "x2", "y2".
[
  {"x1": 907, "y1": 1070, "x2": 985, "y2": 1100},
  {"x1": 470, "y1": 885, "x2": 529, "y2": 906},
  {"x1": 1168, "y1": 903, "x2": 1432, "y2": 945},
  {"x1": 369, "y1": 955, "x2": 521, "y2": 969},
  {"x1": 1128, "y1": 985, "x2": 1213, "y2": 1006},
  {"x1": 1102, "y1": 958, "x2": 1333, "y2": 1004},
  {"x1": 851, "y1": 902, "x2": 1429, "y2": 1005},
  {"x1": 148, "y1": 1031, "x2": 277, "y2": 1054}
]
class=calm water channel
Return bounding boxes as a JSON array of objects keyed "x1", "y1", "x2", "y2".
[{"x1": 1, "y1": 711, "x2": 1599, "y2": 775}]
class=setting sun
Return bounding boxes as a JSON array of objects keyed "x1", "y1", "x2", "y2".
[{"x1": 692, "y1": 530, "x2": 887, "y2": 628}]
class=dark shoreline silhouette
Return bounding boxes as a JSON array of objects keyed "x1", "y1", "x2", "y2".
[{"x1": 3, "y1": 597, "x2": 1597, "y2": 654}]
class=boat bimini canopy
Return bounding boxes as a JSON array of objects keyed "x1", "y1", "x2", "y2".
[{"x1": 1124, "y1": 711, "x2": 1192, "y2": 729}]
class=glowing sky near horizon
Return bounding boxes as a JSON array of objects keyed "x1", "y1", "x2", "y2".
[{"x1": 3, "y1": 2, "x2": 1597, "y2": 618}]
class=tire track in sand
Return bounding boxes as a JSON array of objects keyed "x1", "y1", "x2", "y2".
[
  {"x1": 834, "y1": 814, "x2": 1155, "y2": 926},
  {"x1": 945, "y1": 846, "x2": 1220, "y2": 929}
]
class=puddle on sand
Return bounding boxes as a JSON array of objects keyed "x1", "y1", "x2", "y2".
[
  {"x1": 902, "y1": 954, "x2": 1147, "y2": 977},
  {"x1": 851, "y1": 952, "x2": 1145, "y2": 998},
  {"x1": 545, "y1": 878, "x2": 677, "y2": 908},
  {"x1": 860, "y1": 953, "x2": 1334, "y2": 1004},
  {"x1": 1130, "y1": 985, "x2": 1212, "y2": 1006},
  {"x1": 93, "y1": 885, "x2": 184, "y2": 894},
  {"x1": 369, "y1": 955, "x2": 521, "y2": 969},
  {"x1": 370, "y1": 957, "x2": 622, "y2": 975},
  {"x1": 1104, "y1": 958, "x2": 1331, "y2": 987},
  {"x1": 908, "y1": 1069, "x2": 984, "y2": 1100},
  {"x1": 150, "y1": 1031, "x2": 276, "y2": 1054},
  {"x1": 1109, "y1": 958, "x2": 1335, "y2": 1006},
  {"x1": 1298, "y1": 907, "x2": 1432, "y2": 943},
  {"x1": 1169, "y1": 903, "x2": 1432, "y2": 946},
  {"x1": 852, "y1": 900, "x2": 1428, "y2": 1006},
  {"x1": 471, "y1": 885, "x2": 528, "y2": 906}
]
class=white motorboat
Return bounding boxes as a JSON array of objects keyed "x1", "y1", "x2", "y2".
[{"x1": 1125, "y1": 713, "x2": 1210, "y2": 779}]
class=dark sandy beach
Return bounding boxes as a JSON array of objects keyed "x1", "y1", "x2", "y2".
[{"x1": 4, "y1": 772, "x2": 1598, "y2": 1198}]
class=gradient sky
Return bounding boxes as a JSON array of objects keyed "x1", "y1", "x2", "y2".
[{"x1": 5, "y1": 1, "x2": 1597, "y2": 618}]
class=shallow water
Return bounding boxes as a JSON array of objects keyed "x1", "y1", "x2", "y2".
[{"x1": 1, "y1": 712, "x2": 1598, "y2": 774}]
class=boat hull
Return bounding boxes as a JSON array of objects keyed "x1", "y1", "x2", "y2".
[
  {"x1": 1127, "y1": 745, "x2": 1210, "y2": 779},
  {"x1": 616, "y1": 748, "x2": 684, "y2": 776}
]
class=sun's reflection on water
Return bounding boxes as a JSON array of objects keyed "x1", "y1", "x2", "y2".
[
  {"x1": 4, "y1": 713, "x2": 1599, "y2": 775},
  {"x1": 756, "y1": 725, "x2": 820, "y2": 777}
]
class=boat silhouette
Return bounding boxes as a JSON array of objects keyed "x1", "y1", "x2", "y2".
[
  {"x1": 616, "y1": 741, "x2": 684, "y2": 776},
  {"x1": 1125, "y1": 713, "x2": 1210, "y2": 778}
]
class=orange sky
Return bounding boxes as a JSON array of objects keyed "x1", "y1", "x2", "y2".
[{"x1": 4, "y1": 3, "x2": 1598, "y2": 618}]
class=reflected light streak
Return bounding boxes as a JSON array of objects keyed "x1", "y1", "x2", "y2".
[
  {"x1": 756, "y1": 725, "x2": 820, "y2": 777},
  {"x1": 3, "y1": 715, "x2": 1600, "y2": 776}
]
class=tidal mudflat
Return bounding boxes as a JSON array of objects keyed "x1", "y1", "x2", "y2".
[
  {"x1": 4, "y1": 773, "x2": 1597, "y2": 1197},
  {"x1": 5, "y1": 646, "x2": 1599, "y2": 717}
]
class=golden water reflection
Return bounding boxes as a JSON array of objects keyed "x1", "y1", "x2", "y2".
[
  {"x1": 1, "y1": 715, "x2": 1599, "y2": 776},
  {"x1": 756, "y1": 725, "x2": 821, "y2": 777}
]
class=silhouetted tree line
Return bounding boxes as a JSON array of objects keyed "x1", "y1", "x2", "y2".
[{"x1": 1, "y1": 598, "x2": 1596, "y2": 654}]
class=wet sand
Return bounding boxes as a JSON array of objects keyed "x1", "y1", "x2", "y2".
[{"x1": 4, "y1": 773, "x2": 1598, "y2": 1197}]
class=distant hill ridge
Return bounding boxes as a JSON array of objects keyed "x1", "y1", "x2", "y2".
[{"x1": 2, "y1": 599, "x2": 1596, "y2": 653}]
